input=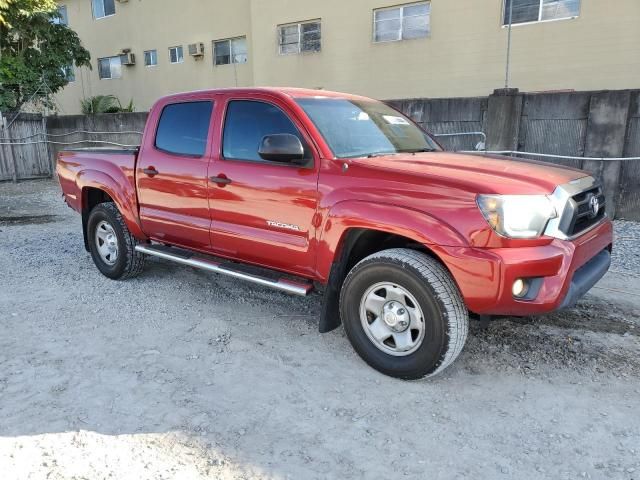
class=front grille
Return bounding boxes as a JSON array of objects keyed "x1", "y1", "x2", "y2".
[{"x1": 558, "y1": 185, "x2": 606, "y2": 237}]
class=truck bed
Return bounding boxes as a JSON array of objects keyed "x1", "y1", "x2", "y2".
[{"x1": 57, "y1": 148, "x2": 139, "y2": 214}]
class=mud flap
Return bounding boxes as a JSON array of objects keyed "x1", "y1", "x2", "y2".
[{"x1": 319, "y1": 261, "x2": 347, "y2": 333}]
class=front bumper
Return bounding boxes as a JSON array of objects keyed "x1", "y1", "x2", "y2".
[
  {"x1": 558, "y1": 249, "x2": 610, "y2": 309},
  {"x1": 439, "y1": 219, "x2": 613, "y2": 316}
]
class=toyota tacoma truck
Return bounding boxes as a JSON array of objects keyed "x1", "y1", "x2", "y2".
[{"x1": 57, "y1": 88, "x2": 612, "y2": 379}]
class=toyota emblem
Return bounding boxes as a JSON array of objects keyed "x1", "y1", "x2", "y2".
[{"x1": 589, "y1": 195, "x2": 600, "y2": 218}]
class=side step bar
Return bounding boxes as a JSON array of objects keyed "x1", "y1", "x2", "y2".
[{"x1": 134, "y1": 244, "x2": 314, "y2": 297}]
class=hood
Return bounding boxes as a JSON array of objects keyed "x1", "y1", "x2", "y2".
[{"x1": 350, "y1": 151, "x2": 587, "y2": 195}]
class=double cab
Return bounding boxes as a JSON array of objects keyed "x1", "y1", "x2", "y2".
[{"x1": 57, "y1": 88, "x2": 613, "y2": 379}]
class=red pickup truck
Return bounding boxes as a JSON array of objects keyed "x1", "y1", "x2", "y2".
[{"x1": 57, "y1": 88, "x2": 612, "y2": 379}]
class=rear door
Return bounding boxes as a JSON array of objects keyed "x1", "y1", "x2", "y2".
[
  {"x1": 136, "y1": 96, "x2": 215, "y2": 250},
  {"x1": 208, "y1": 95, "x2": 320, "y2": 277}
]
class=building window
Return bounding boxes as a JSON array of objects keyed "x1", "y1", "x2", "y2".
[
  {"x1": 278, "y1": 20, "x2": 321, "y2": 55},
  {"x1": 213, "y1": 37, "x2": 248, "y2": 66},
  {"x1": 53, "y1": 5, "x2": 68, "y2": 25},
  {"x1": 62, "y1": 65, "x2": 75, "y2": 82},
  {"x1": 374, "y1": 2, "x2": 430, "y2": 42},
  {"x1": 144, "y1": 50, "x2": 158, "y2": 67},
  {"x1": 92, "y1": 0, "x2": 115, "y2": 19},
  {"x1": 169, "y1": 46, "x2": 184, "y2": 64},
  {"x1": 98, "y1": 56, "x2": 122, "y2": 79},
  {"x1": 503, "y1": 0, "x2": 580, "y2": 25}
]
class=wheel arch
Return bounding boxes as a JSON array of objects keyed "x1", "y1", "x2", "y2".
[
  {"x1": 317, "y1": 201, "x2": 467, "y2": 333},
  {"x1": 77, "y1": 170, "x2": 147, "y2": 251}
]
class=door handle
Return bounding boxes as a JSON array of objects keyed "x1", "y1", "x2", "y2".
[
  {"x1": 210, "y1": 175, "x2": 232, "y2": 185},
  {"x1": 143, "y1": 167, "x2": 159, "y2": 177}
]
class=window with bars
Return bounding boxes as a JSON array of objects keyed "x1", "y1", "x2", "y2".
[
  {"x1": 53, "y1": 5, "x2": 68, "y2": 25},
  {"x1": 374, "y1": 2, "x2": 430, "y2": 43},
  {"x1": 92, "y1": 0, "x2": 115, "y2": 19},
  {"x1": 503, "y1": 0, "x2": 580, "y2": 25},
  {"x1": 214, "y1": 37, "x2": 248, "y2": 66},
  {"x1": 169, "y1": 46, "x2": 184, "y2": 64},
  {"x1": 62, "y1": 65, "x2": 75, "y2": 82},
  {"x1": 144, "y1": 50, "x2": 157, "y2": 67},
  {"x1": 278, "y1": 20, "x2": 321, "y2": 55},
  {"x1": 98, "y1": 56, "x2": 122, "y2": 80}
]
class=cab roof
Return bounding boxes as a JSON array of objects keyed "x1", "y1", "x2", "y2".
[{"x1": 159, "y1": 87, "x2": 375, "y2": 103}]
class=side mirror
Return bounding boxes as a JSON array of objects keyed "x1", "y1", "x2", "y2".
[{"x1": 258, "y1": 134, "x2": 305, "y2": 163}]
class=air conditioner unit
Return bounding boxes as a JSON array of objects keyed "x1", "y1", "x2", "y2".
[
  {"x1": 188, "y1": 43, "x2": 205, "y2": 57},
  {"x1": 119, "y1": 52, "x2": 135, "y2": 66}
]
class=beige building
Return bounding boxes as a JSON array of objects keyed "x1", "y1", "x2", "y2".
[{"x1": 55, "y1": 0, "x2": 640, "y2": 114}]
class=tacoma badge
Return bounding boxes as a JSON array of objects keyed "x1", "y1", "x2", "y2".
[{"x1": 267, "y1": 220, "x2": 301, "y2": 231}]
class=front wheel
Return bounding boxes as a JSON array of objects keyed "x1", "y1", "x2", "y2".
[
  {"x1": 339, "y1": 248, "x2": 468, "y2": 379},
  {"x1": 87, "y1": 202, "x2": 145, "y2": 280}
]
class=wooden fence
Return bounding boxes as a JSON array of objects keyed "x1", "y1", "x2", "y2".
[
  {"x1": 0, "y1": 112, "x2": 148, "y2": 182},
  {"x1": 0, "y1": 113, "x2": 51, "y2": 182}
]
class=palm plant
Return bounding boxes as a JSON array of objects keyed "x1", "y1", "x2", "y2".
[{"x1": 80, "y1": 95, "x2": 124, "y2": 114}]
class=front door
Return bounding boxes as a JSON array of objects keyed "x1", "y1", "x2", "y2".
[
  {"x1": 208, "y1": 97, "x2": 320, "y2": 277},
  {"x1": 136, "y1": 97, "x2": 215, "y2": 250}
]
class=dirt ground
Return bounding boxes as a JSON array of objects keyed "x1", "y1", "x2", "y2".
[{"x1": 1, "y1": 179, "x2": 639, "y2": 480}]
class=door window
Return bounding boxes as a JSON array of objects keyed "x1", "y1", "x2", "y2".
[
  {"x1": 155, "y1": 101, "x2": 213, "y2": 157},
  {"x1": 222, "y1": 100, "x2": 308, "y2": 162}
]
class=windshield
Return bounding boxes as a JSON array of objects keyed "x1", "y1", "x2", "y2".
[{"x1": 296, "y1": 98, "x2": 441, "y2": 158}]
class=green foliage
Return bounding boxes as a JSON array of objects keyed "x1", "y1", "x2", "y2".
[
  {"x1": 80, "y1": 95, "x2": 135, "y2": 114},
  {"x1": 0, "y1": 0, "x2": 91, "y2": 111},
  {"x1": 80, "y1": 95, "x2": 120, "y2": 114},
  {"x1": 121, "y1": 98, "x2": 135, "y2": 113}
]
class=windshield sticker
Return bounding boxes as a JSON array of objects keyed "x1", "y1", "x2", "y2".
[{"x1": 382, "y1": 115, "x2": 410, "y2": 125}]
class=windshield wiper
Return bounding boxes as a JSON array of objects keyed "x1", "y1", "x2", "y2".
[
  {"x1": 398, "y1": 148, "x2": 438, "y2": 154},
  {"x1": 366, "y1": 151, "x2": 398, "y2": 158}
]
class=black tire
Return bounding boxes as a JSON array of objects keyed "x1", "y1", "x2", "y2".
[
  {"x1": 339, "y1": 248, "x2": 468, "y2": 379},
  {"x1": 87, "y1": 202, "x2": 145, "y2": 280}
]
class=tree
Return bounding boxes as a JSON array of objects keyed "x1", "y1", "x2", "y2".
[{"x1": 0, "y1": 0, "x2": 90, "y2": 111}]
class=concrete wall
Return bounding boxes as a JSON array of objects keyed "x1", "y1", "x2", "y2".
[
  {"x1": 55, "y1": 0, "x2": 640, "y2": 114},
  {"x1": 8, "y1": 87, "x2": 639, "y2": 220},
  {"x1": 618, "y1": 92, "x2": 640, "y2": 219},
  {"x1": 391, "y1": 88, "x2": 640, "y2": 220},
  {"x1": 45, "y1": 112, "x2": 148, "y2": 166}
]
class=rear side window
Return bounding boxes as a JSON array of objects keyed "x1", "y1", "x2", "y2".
[
  {"x1": 222, "y1": 100, "x2": 307, "y2": 162},
  {"x1": 155, "y1": 101, "x2": 213, "y2": 156}
]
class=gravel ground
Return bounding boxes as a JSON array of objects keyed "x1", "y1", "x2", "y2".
[
  {"x1": 1, "y1": 179, "x2": 639, "y2": 480},
  {"x1": 610, "y1": 220, "x2": 640, "y2": 276}
]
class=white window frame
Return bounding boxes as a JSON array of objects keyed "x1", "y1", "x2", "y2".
[
  {"x1": 144, "y1": 49, "x2": 158, "y2": 67},
  {"x1": 373, "y1": 2, "x2": 431, "y2": 43},
  {"x1": 97, "y1": 56, "x2": 122, "y2": 80},
  {"x1": 278, "y1": 20, "x2": 322, "y2": 55},
  {"x1": 501, "y1": 0, "x2": 581, "y2": 27},
  {"x1": 92, "y1": 0, "x2": 116, "y2": 20},
  {"x1": 169, "y1": 46, "x2": 184, "y2": 64},
  {"x1": 213, "y1": 36, "x2": 248, "y2": 66}
]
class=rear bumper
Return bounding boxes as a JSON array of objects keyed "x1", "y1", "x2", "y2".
[{"x1": 439, "y1": 220, "x2": 613, "y2": 316}]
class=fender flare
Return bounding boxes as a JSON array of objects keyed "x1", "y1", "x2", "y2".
[
  {"x1": 76, "y1": 169, "x2": 147, "y2": 249},
  {"x1": 316, "y1": 200, "x2": 468, "y2": 281},
  {"x1": 316, "y1": 200, "x2": 468, "y2": 333}
]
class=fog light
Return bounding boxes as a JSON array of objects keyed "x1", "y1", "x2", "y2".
[{"x1": 512, "y1": 278, "x2": 528, "y2": 298}]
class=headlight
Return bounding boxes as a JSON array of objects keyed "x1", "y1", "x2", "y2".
[{"x1": 477, "y1": 194, "x2": 557, "y2": 239}]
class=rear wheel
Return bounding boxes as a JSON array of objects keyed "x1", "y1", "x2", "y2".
[
  {"x1": 339, "y1": 248, "x2": 468, "y2": 379},
  {"x1": 87, "y1": 203, "x2": 145, "y2": 280}
]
